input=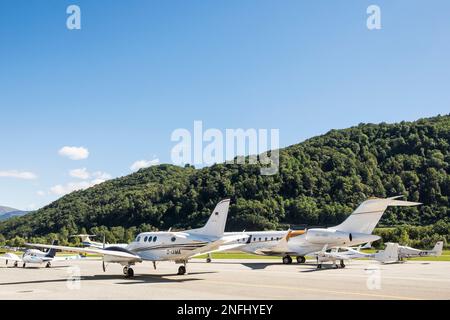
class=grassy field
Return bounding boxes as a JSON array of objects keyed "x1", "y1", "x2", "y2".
[
  {"x1": 194, "y1": 250, "x2": 450, "y2": 262},
  {"x1": 2, "y1": 250, "x2": 449, "y2": 262}
]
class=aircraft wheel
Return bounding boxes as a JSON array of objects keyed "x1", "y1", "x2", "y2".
[
  {"x1": 297, "y1": 256, "x2": 306, "y2": 264},
  {"x1": 317, "y1": 264, "x2": 322, "y2": 269},
  {"x1": 340, "y1": 260, "x2": 345, "y2": 268},
  {"x1": 206, "y1": 258, "x2": 212, "y2": 263},
  {"x1": 22, "y1": 263, "x2": 26, "y2": 268},
  {"x1": 123, "y1": 266, "x2": 128, "y2": 275},
  {"x1": 282, "y1": 255, "x2": 292, "y2": 264},
  {"x1": 14, "y1": 261, "x2": 18, "y2": 268},
  {"x1": 178, "y1": 265, "x2": 186, "y2": 275},
  {"x1": 46, "y1": 262, "x2": 51, "y2": 268},
  {"x1": 126, "y1": 267, "x2": 134, "y2": 278}
]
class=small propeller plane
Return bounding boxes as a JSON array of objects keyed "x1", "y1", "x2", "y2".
[
  {"x1": 70, "y1": 234, "x2": 128, "y2": 249},
  {"x1": 397, "y1": 241, "x2": 444, "y2": 261},
  {"x1": 313, "y1": 242, "x2": 399, "y2": 269},
  {"x1": 0, "y1": 240, "x2": 82, "y2": 268},
  {"x1": 27, "y1": 199, "x2": 243, "y2": 277}
]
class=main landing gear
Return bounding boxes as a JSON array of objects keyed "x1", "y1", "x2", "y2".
[
  {"x1": 22, "y1": 263, "x2": 26, "y2": 268},
  {"x1": 123, "y1": 265, "x2": 134, "y2": 278},
  {"x1": 296, "y1": 256, "x2": 306, "y2": 264},
  {"x1": 178, "y1": 265, "x2": 186, "y2": 275},
  {"x1": 206, "y1": 253, "x2": 212, "y2": 263},
  {"x1": 46, "y1": 262, "x2": 51, "y2": 268},
  {"x1": 282, "y1": 255, "x2": 292, "y2": 264},
  {"x1": 340, "y1": 260, "x2": 345, "y2": 268},
  {"x1": 13, "y1": 261, "x2": 18, "y2": 268}
]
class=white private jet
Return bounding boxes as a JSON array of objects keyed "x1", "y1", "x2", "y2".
[
  {"x1": 219, "y1": 196, "x2": 421, "y2": 264},
  {"x1": 0, "y1": 240, "x2": 82, "y2": 268},
  {"x1": 397, "y1": 241, "x2": 444, "y2": 261},
  {"x1": 313, "y1": 242, "x2": 399, "y2": 268},
  {"x1": 28, "y1": 199, "x2": 242, "y2": 278}
]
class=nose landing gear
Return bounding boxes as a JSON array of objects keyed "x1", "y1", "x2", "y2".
[{"x1": 123, "y1": 265, "x2": 134, "y2": 278}]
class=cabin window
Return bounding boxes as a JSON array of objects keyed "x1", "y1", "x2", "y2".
[
  {"x1": 148, "y1": 236, "x2": 153, "y2": 242},
  {"x1": 259, "y1": 238, "x2": 261, "y2": 241},
  {"x1": 153, "y1": 236, "x2": 157, "y2": 242},
  {"x1": 271, "y1": 237, "x2": 274, "y2": 241},
  {"x1": 171, "y1": 237, "x2": 176, "y2": 242},
  {"x1": 136, "y1": 236, "x2": 141, "y2": 242},
  {"x1": 144, "y1": 236, "x2": 148, "y2": 242},
  {"x1": 265, "y1": 237, "x2": 267, "y2": 241}
]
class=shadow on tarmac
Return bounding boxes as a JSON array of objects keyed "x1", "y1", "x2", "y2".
[{"x1": 0, "y1": 271, "x2": 218, "y2": 286}]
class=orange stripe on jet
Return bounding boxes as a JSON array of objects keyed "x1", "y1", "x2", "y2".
[{"x1": 286, "y1": 230, "x2": 306, "y2": 241}]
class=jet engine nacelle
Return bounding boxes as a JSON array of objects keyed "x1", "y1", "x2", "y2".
[{"x1": 305, "y1": 229, "x2": 352, "y2": 245}]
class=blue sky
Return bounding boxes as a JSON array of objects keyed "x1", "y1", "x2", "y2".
[{"x1": 0, "y1": 0, "x2": 449, "y2": 210}]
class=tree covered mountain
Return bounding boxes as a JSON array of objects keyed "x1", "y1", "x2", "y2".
[{"x1": 0, "y1": 115, "x2": 448, "y2": 246}]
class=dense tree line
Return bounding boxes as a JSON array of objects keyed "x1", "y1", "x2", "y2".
[{"x1": 0, "y1": 115, "x2": 448, "y2": 248}]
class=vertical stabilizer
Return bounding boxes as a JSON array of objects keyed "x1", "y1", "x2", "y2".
[
  {"x1": 188, "y1": 199, "x2": 231, "y2": 238},
  {"x1": 331, "y1": 197, "x2": 421, "y2": 234}
]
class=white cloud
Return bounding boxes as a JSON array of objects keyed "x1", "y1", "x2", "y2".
[
  {"x1": 36, "y1": 190, "x2": 46, "y2": 196},
  {"x1": 69, "y1": 168, "x2": 90, "y2": 179},
  {"x1": 26, "y1": 203, "x2": 38, "y2": 210},
  {"x1": 92, "y1": 171, "x2": 112, "y2": 180},
  {"x1": 58, "y1": 146, "x2": 89, "y2": 160},
  {"x1": 50, "y1": 170, "x2": 112, "y2": 196},
  {"x1": 130, "y1": 159, "x2": 160, "y2": 171},
  {"x1": 0, "y1": 170, "x2": 37, "y2": 180},
  {"x1": 50, "y1": 181, "x2": 93, "y2": 196}
]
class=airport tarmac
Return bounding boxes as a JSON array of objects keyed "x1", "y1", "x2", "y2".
[{"x1": 0, "y1": 259, "x2": 449, "y2": 299}]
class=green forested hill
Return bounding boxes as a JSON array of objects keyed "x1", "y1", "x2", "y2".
[{"x1": 0, "y1": 115, "x2": 449, "y2": 247}]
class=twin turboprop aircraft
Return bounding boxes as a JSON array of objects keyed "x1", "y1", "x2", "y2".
[
  {"x1": 221, "y1": 196, "x2": 421, "y2": 265},
  {"x1": 28, "y1": 199, "x2": 243, "y2": 277}
]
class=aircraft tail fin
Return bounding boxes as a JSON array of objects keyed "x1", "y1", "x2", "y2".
[
  {"x1": 45, "y1": 240, "x2": 59, "y2": 258},
  {"x1": 189, "y1": 199, "x2": 231, "y2": 238},
  {"x1": 375, "y1": 242, "x2": 399, "y2": 263},
  {"x1": 431, "y1": 241, "x2": 444, "y2": 256},
  {"x1": 332, "y1": 196, "x2": 421, "y2": 234}
]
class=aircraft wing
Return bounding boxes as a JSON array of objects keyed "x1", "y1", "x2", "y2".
[
  {"x1": 190, "y1": 243, "x2": 245, "y2": 258},
  {"x1": 179, "y1": 235, "x2": 246, "y2": 260},
  {"x1": 25, "y1": 243, "x2": 142, "y2": 263},
  {"x1": 0, "y1": 253, "x2": 23, "y2": 262}
]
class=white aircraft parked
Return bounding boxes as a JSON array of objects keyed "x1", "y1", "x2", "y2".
[
  {"x1": 398, "y1": 241, "x2": 443, "y2": 261},
  {"x1": 0, "y1": 240, "x2": 81, "y2": 268},
  {"x1": 28, "y1": 199, "x2": 242, "y2": 278},
  {"x1": 220, "y1": 196, "x2": 421, "y2": 264},
  {"x1": 313, "y1": 242, "x2": 399, "y2": 268}
]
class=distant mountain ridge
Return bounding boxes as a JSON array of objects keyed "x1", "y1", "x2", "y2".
[{"x1": 0, "y1": 206, "x2": 29, "y2": 221}]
